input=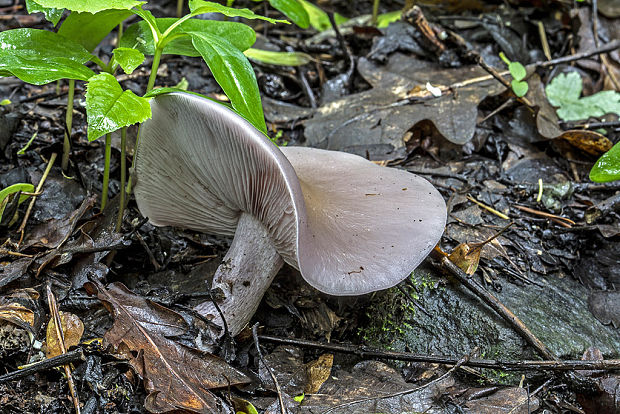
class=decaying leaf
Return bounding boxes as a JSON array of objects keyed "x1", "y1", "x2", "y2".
[
  {"x1": 463, "y1": 387, "x2": 540, "y2": 414},
  {"x1": 305, "y1": 353, "x2": 333, "y2": 394},
  {"x1": 588, "y1": 291, "x2": 620, "y2": 328},
  {"x1": 304, "y1": 53, "x2": 504, "y2": 159},
  {"x1": 87, "y1": 281, "x2": 249, "y2": 414},
  {"x1": 45, "y1": 311, "x2": 84, "y2": 358},
  {"x1": 0, "y1": 288, "x2": 39, "y2": 333},
  {"x1": 560, "y1": 130, "x2": 613, "y2": 156}
]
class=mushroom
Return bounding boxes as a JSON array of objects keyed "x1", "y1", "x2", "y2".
[{"x1": 134, "y1": 92, "x2": 446, "y2": 337}]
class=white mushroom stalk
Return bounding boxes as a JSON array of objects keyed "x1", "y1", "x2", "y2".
[{"x1": 134, "y1": 92, "x2": 446, "y2": 338}]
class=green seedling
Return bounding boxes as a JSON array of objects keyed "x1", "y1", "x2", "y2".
[
  {"x1": 248, "y1": 0, "x2": 309, "y2": 28},
  {"x1": 297, "y1": 0, "x2": 348, "y2": 31},
  {"x1": 499, "y1": 52, "x2": 528, "y2": 97},
  {"x1": 4, "y1": 0, "x2": 287, "y2": 231},
  {"x1": 17, "y1": 132, "x2": 38, "y2": 155},
  {"x1": 0, "y1": 99, "x2": 11, "y2": 105},
  {"x1": 0, "y1": 183, "x2": 36, "y2": 225}
]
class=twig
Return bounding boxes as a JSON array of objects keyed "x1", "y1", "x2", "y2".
[
  {"x1": 258, "y1": 335, "x2": 620, "y2": 371},
  {"x1": 17, "y1": 152, "x2": 57, "y2": 245},
  {"x1": 46, "y1": 284, "x2": 81, "y2": 414},
  {"x1": 252, "y1": 324, "x2": 287, "y2": 414},
  {"x1": 430, "y1": 247, "x2": 558, "y2": 361},
  {"x1": 0, "y1": 348, "x2": 85, "y2": 383},
  {"x1": 512, "y1": 205, "x2": 575, "y2": 227},
  {"x1": 320, "y1": 349, "x2": 475, "y2": 414},
  {"x1": 467, "y1": 194, "x2": 510, "y2": 220}
]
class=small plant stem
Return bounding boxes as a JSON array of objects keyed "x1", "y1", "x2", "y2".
[
  {"x1": 116, "y1": 127, "x2": 127, "y2": 232},
  {"x1": 101, "y1": 133, "x2": 112, "y2": 210},
  {"x1": 146, "y1": 47, "x2": 163, "y2": 92},
  {"x1": 18, "y1": 153, "x2": 57, "y2": 245},
  {"x1": 90, "y1": 55, "x2": 113, "y2": 73},
  {"x1": 371, "y1": 0, "x2": 380, "y2": 25},
  {"x1": 176, "y1": 0, "x2": 183, "y2": 17},
  {"x1": 61, "y1": 79, "x2": 75, "y2": 172},
  {"x1": 117, "y1": 22, "x2": 123, "y2": 47}
]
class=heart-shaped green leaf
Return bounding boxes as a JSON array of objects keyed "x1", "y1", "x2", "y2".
[
  {"x1": 0, "y1": 29, "x2": 95, "y2": 84},
  {"x1": 59, "y1": 9, "x2": 132, "y2": 52},
  {"x1": 268, "y1": 0, "x2": 309, "y2": 28},
  {"x1": 31, "y1": 0, "x2": 144, "y2": 13},
  {"x1": 121, "y1": 18, "x2": 256, "y2": 57},
  {"x1": 189, "y1": 0, "x2": 288, "y2": 24},
  {"x1": 188, "y1": 31, "x2": 266, "y2": 133},
  {"x1": 113, "y1": 47, "x2": 145, "y2": 74},
  {"x1": 25, "y1": 0, "x2": 64, "y2": 25},
  {"x1": 511, "y1": 80, "x2": 528, "y2": 97},
  {"x1": 590, "y1": 142, "x2": 620, "y2": 182},
  {"x1": 86, "y1": 73, "x2": 152, "y2": 141}
]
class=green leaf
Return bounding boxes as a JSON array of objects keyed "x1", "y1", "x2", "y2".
[
  {"x1": 113, "y1": 47, "x2": 145, "y2": 74},
  {"x1": 188, "y1": 31, "x2": 266, "y2": 133},
  {"x1": 0, "y1": 183, "x2": 35, "y2": 222},
  {"x1": 545, "y1": 72, "x2": 583, "y2": 107},
  {"x1": 268, "y1": 0, "x2": 309, "y2": 28},
  {"x1": 0, "y1": 99, "x2": 11, "y2": 105},
  {"x1": 508, "y1": 61, "x2": 526, "y2": 81},
  {"x1": 546, "y1": 72, "x2": 620, "y2": 121},
  {"x1": 86, "y1": 73, "x2": 151, "y2": 141},
  {"x1": 25, "y1": 0, "x2": 64, "y2": 26},
  {"x1": 590, "y1": 142, "x2": 620, "y2": 182},
  {"x1": 244, "y1": 48, "x2": 311, "y2": 66},
  {"x1": 377, "y1": 10, "x2": 401, "y2": 28},
  {"x1": 144, "y1": 88, "x2": 231, "y2": 109},
  {"x1": 188, "y1": 0, "x2": 288, "y2": 24},
  {"x1": 58, "y1": 9, "x2": 132, "y2": 52},
  {"x1": 511, "y1": 80, "x2": 528, "y2": 97},
  {"x1": 0, "y1": 29, "x2": 95, "y2": 84},
  {"x1": 293, "y1": 393, "x2": 305, "y2": 403},
  {"x1": 32, "y1": 0, "x2": 145, "y2": 13},
  {"x1": 297, "y1": 0, "x2": 347, "y2": 31},
  {"x1": 121, "y1": 18, "x2": 255, "y2": 57}
]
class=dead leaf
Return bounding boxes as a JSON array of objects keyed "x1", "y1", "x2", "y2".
[
  {"x1": 45, "y1": 311, "x2": 84, "y2": 358},
  {"x1": 304, "y1": 53, "x2": 505, "y2": 159},
  {"x1": 21, "y1": 194, "x2": 96, "y2": 250},
  {"x1": 464, "y1": 387, "x2": 540, "y2": 414},
  {"x1": 588, "y1": 291, "x2": 620, "y2": 328},
  {"x1": 0, "y1": 257, "x2": 33, "y2": 289},
  {"x1": 305, "y1": 353, "x2": 333, "y2": 394},
  {"x1": 87, "y1": 281, "x2": 248, "y2": 414},
  {"x1": 560, "y1": 130, "x2": 613, "y2": 156}
]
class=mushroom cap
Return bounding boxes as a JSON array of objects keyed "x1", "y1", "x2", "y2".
[
  {"x1": 134, "y1": 92, "x2": 446, "y2": 296},
  {"x1": 282, "y1": 146, "x2": 446, "y2": 295}
]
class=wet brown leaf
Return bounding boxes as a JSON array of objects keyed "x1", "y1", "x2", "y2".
[
  {"x1": 88, "y1": 281, "x2": 249, "y2": 414},
  {"x1": 464, "y1": 387, "x2": 539, "y2": 413},
  {"x1": 0, "y1": 288, "x2": 40, "y2": 333},
  {"x1": 45, "y1": 311, "x2": 84, "y2": 358},
  {"x1": 305, "y1": 353, "x2": 333, "y2": 394},
  {"x1": 304, "y1": 53, "x2": 504, "y2": 159},
  {"x1": 0, "y1": 257, "x2": 33, "y2": 289},
  {"x1": 560, "y1": 130, "x2": 613, "y2": 156},
  {"x1": 21, "y1": 194, "x2": 96, "y2": 250},
  {"x1": 588, "y1": 291, "x2": 620, "y2": 328}
]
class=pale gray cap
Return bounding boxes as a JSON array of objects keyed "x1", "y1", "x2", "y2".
[{"x1": 134, "y1": 92, "x2": 446, "y2": 296}]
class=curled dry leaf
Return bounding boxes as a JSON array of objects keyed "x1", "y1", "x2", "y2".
[
  {"x1": 305, "y1": 353, "x2": 333, "y2": 394},
  {"x1": 560, "y1": 130, "x2": 613, "y2": 156},
  {"x1": 86, "y1": 281, "x2": 249, "y2": 414},
  {"x1": 45, "y1": 311, "x2": 84, "y2": 358}
]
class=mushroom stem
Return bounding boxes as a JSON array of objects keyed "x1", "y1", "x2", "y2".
[{"x1": 194, "y1": 212, "x2": 284, "y2": 336}]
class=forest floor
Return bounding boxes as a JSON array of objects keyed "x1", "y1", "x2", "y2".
[{"x1": 0, "y1": 0, "x2": 619, "y2": 413}]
